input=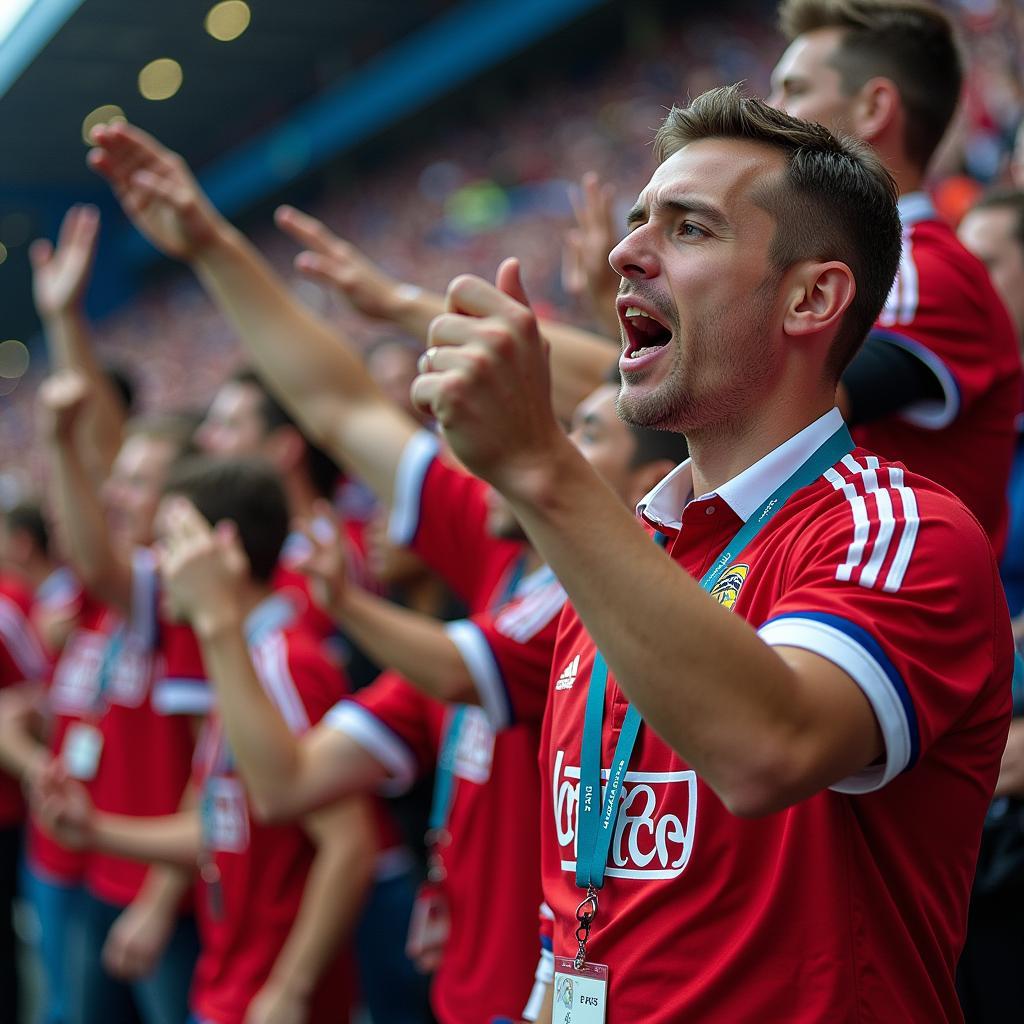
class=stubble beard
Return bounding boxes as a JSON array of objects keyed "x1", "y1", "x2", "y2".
[{"x1": 616, "y1": 283, "x2": 777, "y2": 436}]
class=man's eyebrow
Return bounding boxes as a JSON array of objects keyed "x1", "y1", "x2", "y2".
[{"x1": 627, "y1": 197, "x2": 730, "y2": 232}]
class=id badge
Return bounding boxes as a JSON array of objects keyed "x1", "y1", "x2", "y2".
[
  {"x1": 553, "y1": 957, "x2": 609, "y2": 1024},
  {"x1": 405, "y1": 882, "x2": 450, "y2": 972},
  {"x1": 201, "y1": 777, "x2": 249, "y2": 853},
  {"x1": 62, "y1": 723, "x2": 104, "y2": 781}
]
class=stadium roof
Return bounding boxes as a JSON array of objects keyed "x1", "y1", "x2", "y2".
[{"x1": 0, "y1": 0, "x2": 609, "y2": 345}]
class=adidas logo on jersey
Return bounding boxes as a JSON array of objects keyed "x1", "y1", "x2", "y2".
[{"x1": 555, "y1": 654, "x2": 580, "y2": 691}]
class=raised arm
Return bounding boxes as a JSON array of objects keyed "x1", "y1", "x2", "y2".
[
  {"x1": 87, "y1": 122, "x2": 415, "y2": 506},
  {"x1": 160, "y1": 500, "x2": 390, "y2": 822},
  {"x1": 275, "y1": 204, "x2": 619, "y2": 423},
  {"x1": 410, "y1": 263, "x2": 885, "y2": 818},
  {"x1": 38, "y1": 373, "x2": 133, "y2": 612},
  {"x1": 561, "y1": 171, "x2": 622, "y2": 339},
  {"x1": 292, "y1": 511, "x2": 478, "y2": 705},
  {"x1": 31, "y1": 205, "x2": 126, "y2": 480}
]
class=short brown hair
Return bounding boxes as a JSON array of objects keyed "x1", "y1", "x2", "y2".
[
  {"x1": 655, "y1": 85, "x2": 901, "y2": 379},
  {"x1": 163, "y1": 455, "x2": 289, "y2": 583},
  {"x1": 779, "y1": 0, "x2": 961, "y2": 171}
]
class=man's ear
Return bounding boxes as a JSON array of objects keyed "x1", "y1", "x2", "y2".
[
  {"x1": 782, "y1": 261, "x2": 856, "y2": 341},
  {"x1": 850, "y1": 77, "x2": 900, "y2": 147}
]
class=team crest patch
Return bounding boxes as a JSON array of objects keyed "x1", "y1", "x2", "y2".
[{"x1": 710, "y1": 563, "x2": 749, "y2": 610}]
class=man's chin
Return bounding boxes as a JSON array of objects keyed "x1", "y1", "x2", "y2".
[{"x1": 616, "y1": 386, "x2": 682, "y2": 432}]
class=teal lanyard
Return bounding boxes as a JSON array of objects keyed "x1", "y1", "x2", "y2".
[
  {"x1": 574, "y1": 424, "x2": 854, "y2": 892},
  {"x1": 426, "y1": 554, "x2": 528, "y2": 835},
  {"x1": 90, "y1": 624, "x2": 127, "y2": 715},
  {"x1": 428, "y1": 705, "x2": 467, "y2": 833}
]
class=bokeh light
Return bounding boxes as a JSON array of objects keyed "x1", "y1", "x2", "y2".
[
  {"x1": 205, "y1": 1, "x2": 251, "y2": 42},
  {"x1": 139, "y1": 58, "x2": 183, "y2": 101},
  {"x1": 0, "y1": 243, "x2": 7, "y2": 265},
  {"x1": 0, "y1": 340, "x2": 30, "y2": 379}
]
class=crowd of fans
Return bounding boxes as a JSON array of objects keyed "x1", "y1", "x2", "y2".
[
  {"x1": 3, "y1": 0, "x2": 1020, "y2": 498},
  {"x1": 2, "y1": 1, "x2": 1024, "y2": 1023}
]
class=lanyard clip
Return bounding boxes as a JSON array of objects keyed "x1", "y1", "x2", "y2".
[{"x1": 574, "y1": 886, "x2": 599, "y2": 970}]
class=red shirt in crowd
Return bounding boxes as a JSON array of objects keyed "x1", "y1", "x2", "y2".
[
  {"x1": 324, "y1": 431, "x2": 564, "y2": 1024},
  {"x1": 87, "y1": 549, "x2": 209, "y2": 906},
  {"x1": 190, "y1": 599, "x2": 353, "y2": 1024},
  {"x1": 855, "y1": 192, "x2": 1022, "y2": 554},
  {"x1": 0, "y1": 574, "x2": 50, "y2": 828},
  {"x1": 28, "y1": 589, "x2": 113, "y2": 883}
]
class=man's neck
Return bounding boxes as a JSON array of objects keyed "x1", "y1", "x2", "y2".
[{"x1": 687, "y1": 391, "x2": 836, "y2": 500}]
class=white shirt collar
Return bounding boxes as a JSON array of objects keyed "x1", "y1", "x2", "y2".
[
  {"x1": 897, "y1": 191, "x2": 936, "y2": 229},
  {"x1": 637, "y1": 407, "x2": 845, "y2": 531}
]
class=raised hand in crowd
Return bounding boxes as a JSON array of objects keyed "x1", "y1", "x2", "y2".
[
  {"x1": 36, "y1": 371, "x2": 91, "y2": 445},
  {"x1": 291, "y1": 500, "x2": 351, "y2": 616},
  {"x1": 31, "y1": 205, "x2": 126, "y2": 479},
  {"x1": 30, "y1": 204, "x2": 99, "y2": 317},
  {"x1": 276, "y1": 204, "x2": 438, "y2": 336},
  {"x1": 561, "y1": 171, "x2": 621, "y2": 338},
  {"x1": 87, "y1": 123, "x2": 223, "y2": 260},
  {"x1": 413, "y1": 258, "x2": 564, "y2": 494},
  {"x1": 159, "y1": 498, "x2": 249, "y2": 632}
]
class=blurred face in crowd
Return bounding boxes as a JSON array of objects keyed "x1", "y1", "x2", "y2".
[
  {"x1": 609, "y1": 139, "x2": 783, "y2": 433},
  {"x1": 958, "y1": 207, "x2": 1024, "y2": 340},
  {"x1": 101, "y1": 434, "x2": 179, "y2": 547},
  {"x1": 768, "y1": 29, "x2": 860, "y2": 137},
  {"x1": 569, "y1": 385, "x2": 665, "y2": 509},
  {"x1": 366, "y1": 342, "x2": 427, "y2": 422},
  {"x1": 197, "y1": 381, "x2": 267, "y2": 457}
]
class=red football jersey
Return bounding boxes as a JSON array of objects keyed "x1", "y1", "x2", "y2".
[
  {"x1": 855, "y1": 192, "x2": 1021, "y2": 553},
  {"x1": 274, "y1": 521, "x2": 374, "y2": 649},
  {"x1": 501, "y1": 408, "x2": 1012, "y2": 1023},
  {"x1": 28, "y1": 590, "x2": 114, "y2": 883},
  {"x1": 88, "y1": 549, "x2": 209, "y2": 906},
  {"x1": 190, "y1": 610, "x2": 353, "y2": 1024},
  {"x1": 322, "y1": 430, "x2": 556, "y2": 1023},
  {"x1": 0, "y1": 575, "x2": 50, "y2": 826}
]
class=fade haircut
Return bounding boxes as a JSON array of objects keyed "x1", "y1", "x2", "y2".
[
  {"x1": 231, "y1": 368, "x2": 341, "y2": 499},
  {"x1": 162, "y1": 456, "x2": 289, "y2": 583},
  {"x1": 654, "y1": 84, "x2": 901, "y2": 379},
  {"x1": 778, "y1": 0, "x2": 962, "y2": 171},
  {"x1": 969, "y1": 189, "x2": 1024, "y2": 253}
]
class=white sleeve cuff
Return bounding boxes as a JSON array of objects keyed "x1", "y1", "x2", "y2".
[
  {"x1": 323, "y1": 701, "x2": 418, "y2": 796},
  {"x1": 152, "y1": 679, "x2": 213, "y2": 716},
  {"x1": 444, "y1": 619, "x2": 512, "y2": 731},
  {"x1": 388, "y1": 430, "x2": 440, "y2": 546},
  {"x1": 522, "y1": 949, "x2": 555, "y2": 1021},
  {"x1": 757, "y1": 613, "x2": 918, "y2": 793}
]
